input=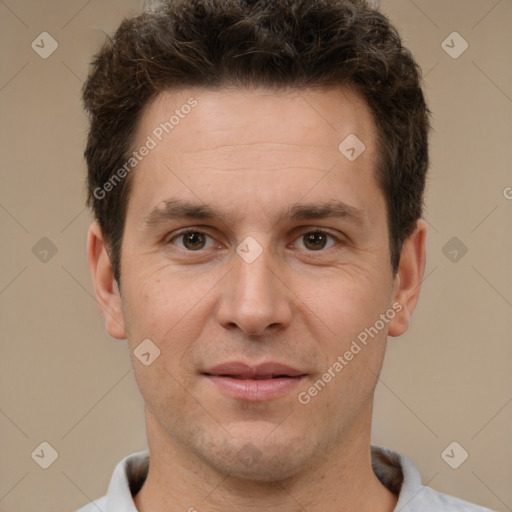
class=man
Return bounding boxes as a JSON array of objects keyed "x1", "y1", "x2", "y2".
[{"x1": 78, "y1": 0, "x2": 493, "y2": 510}]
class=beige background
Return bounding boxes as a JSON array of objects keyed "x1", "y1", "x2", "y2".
[{"x1": 0, "y1": 0, "x2": 511, "y2": 511}]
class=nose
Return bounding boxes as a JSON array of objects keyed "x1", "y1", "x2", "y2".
[{"x1": 216, "y1": 242, "x2": 293, "y2": 337}]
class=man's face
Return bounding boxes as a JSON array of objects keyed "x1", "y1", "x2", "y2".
[{"x1": 94, "y1": 87, "x2": 414, "y2": 480}]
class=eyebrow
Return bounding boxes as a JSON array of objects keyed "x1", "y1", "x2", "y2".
[{"x1": 142, "y1": 198, "x2": 367, "y2": 228}]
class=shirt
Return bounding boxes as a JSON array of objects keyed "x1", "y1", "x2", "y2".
[{"x1": 76, "y1": 445, "x2": 494, "y2": 511}]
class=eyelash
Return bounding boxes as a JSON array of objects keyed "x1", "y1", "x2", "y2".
[{"x1": 166, "y1": 228, "x2": 344, "y2": 255}]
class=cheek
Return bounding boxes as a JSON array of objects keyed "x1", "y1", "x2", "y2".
[
  {"x1": 121, "y1": 259, "x2": 213, "y2": 336},
  {"x1": 120, "y1": 265, "x2": 226, "y2": 391},
  {"x1": 299, "y1": 322, "x2": 388, "y2": 420},
  {"x1": 295, "y1": 265, "x2": 391, "y2": 343},
  {"x1": 123, "y1": 276, "x2": 211, "y2": 412},
  {"x1": 293, "y1": 267, "x2": 392, "y2": 410}
]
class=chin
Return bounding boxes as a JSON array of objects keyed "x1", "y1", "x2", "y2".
[{"x1": 193, "y1": 430, "x2": 319, "y2": 482}]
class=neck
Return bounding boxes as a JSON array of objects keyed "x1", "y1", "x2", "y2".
[{"x1": 134, "y1": 409, "x2": 397, "y2": 512}]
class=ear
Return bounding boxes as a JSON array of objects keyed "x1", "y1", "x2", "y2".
[
  {"x1": 87, "y1": 221, "x2": 127, "y2": 340},
  {"x1": 388, "y1": 219, "x2": 427, "y2": 337}
]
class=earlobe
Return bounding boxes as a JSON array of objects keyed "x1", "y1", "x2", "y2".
[
  {"x1": 87, "y1": 221, "x2": 127, "y2": 340},
  {"x1": 388, "y1": 220, "x2": 427, "y2": 337}
]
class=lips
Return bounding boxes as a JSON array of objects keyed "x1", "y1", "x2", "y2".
[
  {"x1": 204, "y1": 361, "x2": 305, "y2": 379},
  {"x1": 203, "y1": 362, "x2": 307, "y2": 401}
]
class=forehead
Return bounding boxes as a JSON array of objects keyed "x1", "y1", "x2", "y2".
[
  {"x1": 127, "y1": 86, "x2": 382, "y2": 224},
  {"x1": 137, "y1": 86, "x2": 377, "y2": 155}
]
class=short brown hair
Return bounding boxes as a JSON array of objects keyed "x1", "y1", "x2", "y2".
[{"x1": 83, "y1": 0, "x2": 430, "y2": 282}]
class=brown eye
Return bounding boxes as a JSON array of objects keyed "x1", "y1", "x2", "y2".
[
  {"x1": 303, "y1": 232, "x2": 329, "y2": 250},
  {"x1": 169, "y1": 231, "x2": 214, "y2": 251},
  {"x1": 291, "y1": 230, "x2": 339, "y2": 253},
  {"x1": 182, "y1": 232, "x2": 206, "y2": 250}
]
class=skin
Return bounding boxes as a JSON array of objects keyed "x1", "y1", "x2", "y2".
[{"x1": 88, "y1": 86, "x2": 426, "y2": 512}]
